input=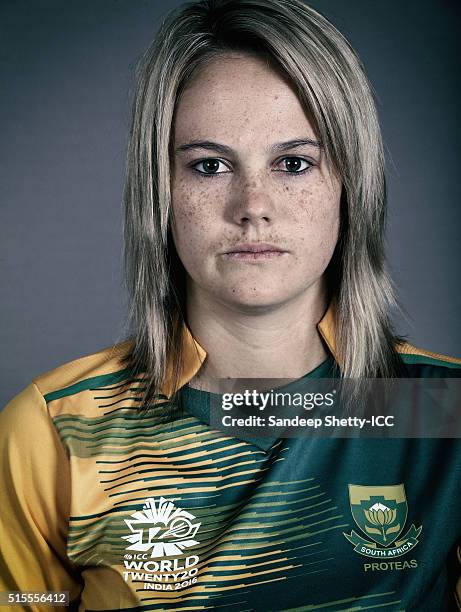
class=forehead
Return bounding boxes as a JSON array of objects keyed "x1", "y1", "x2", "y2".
[{"x1": 173, "y1": 54, "x2": 317, "y2": 144}]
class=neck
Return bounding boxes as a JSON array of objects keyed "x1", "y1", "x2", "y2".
[{"x1": 186, "y1": 278, "x2": 330, "y2": 392}]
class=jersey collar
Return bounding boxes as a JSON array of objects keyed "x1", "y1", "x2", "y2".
[{"x1": 161, "y1": 300, "x2": 338, "y2": 398}]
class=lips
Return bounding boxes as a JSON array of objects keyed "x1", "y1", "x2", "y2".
[{"x1": 224, "y1": 242, "x2": 287, "y2": 254}]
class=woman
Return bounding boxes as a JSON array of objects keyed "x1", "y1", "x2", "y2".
[{"x1": 1, "y1": 0, "x2": 460, "y2": 610}]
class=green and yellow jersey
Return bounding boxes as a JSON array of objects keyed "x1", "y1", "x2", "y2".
[{"x1": 1, "y1": 302, "x2": 460, "y2": 611}]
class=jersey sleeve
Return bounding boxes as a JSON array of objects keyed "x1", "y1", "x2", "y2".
[{"x1": 0, "y1": 383, "x2": 82, "y2": 611}]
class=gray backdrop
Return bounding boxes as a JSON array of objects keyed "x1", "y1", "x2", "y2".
[{"x1": 1, "y1": 0, "x2": 460, "y2": 407}]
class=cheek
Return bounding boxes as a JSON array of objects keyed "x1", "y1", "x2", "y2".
[
  {"x1": 290, "y1": 183, "x2": 341, "y2": 265},
  {"x1": 172, "y1": 181, "x2": 205, "y2": 222},
  {"x1": 172, "y1": 178, "x2": 201, "y2": 228},
  {"x1": 171, "y1": 181, "x2": 217, "y2": 267},
  {"x1": 296, "y1": 179, "x2": 340, "y2": 220}
]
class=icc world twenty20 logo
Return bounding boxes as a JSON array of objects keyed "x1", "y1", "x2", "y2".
[{"x1": 122, "y1": 497, "x2": 201, "y2": 558}]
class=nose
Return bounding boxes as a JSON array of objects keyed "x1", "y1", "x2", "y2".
[{"x1": 229, "y1": 178, "x2": 276, "y2": 227}]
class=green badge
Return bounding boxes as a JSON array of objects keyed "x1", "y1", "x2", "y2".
[{"x1": 343, "y1": 484, "x2": 422, "y2": 558}]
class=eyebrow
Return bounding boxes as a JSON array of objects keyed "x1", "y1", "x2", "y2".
[{"x1": 175, "y1": 138, "x2": 323, "y2": 156}]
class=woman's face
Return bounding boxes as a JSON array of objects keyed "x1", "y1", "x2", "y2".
[{"x1": 170, "y1": 53, "x2": 341, "y2": 311}]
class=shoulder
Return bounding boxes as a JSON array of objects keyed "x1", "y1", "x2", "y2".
[
  {"x1": 395, "y1": 341, "x2": 461, "y2": 377},
  {"x1": 32, "y1": 340, "x2": 134, "y2": 402},
  {"x1": 1, "y1": 340, "x2": 136, "y2": 467},
  {"x1": 31, "y1": 339, "x2": 136, "y2": 419},
  {"x1": 2, "y1": 340, "x2": 135, "y2": 428}
]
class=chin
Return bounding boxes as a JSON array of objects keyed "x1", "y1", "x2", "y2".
[{"x1": 223, "y1": 286, "x2": 292, "y2": 309}]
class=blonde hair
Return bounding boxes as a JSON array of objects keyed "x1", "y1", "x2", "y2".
[{"x1": 121, "y1": 0, "x2": 401, "y2": 407}]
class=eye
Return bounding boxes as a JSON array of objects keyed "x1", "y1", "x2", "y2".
[
  {"x1": 189, "y1": 155, "x2": 314, "y2": 178},
  {"x1": 275, "y1": 157, "x2": 313, "y2": 175},
  {"x1": 191, "y1": 158, "x2": 231, "y2": 176}
]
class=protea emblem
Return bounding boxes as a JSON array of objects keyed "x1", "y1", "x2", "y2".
[
  {"x1": 343, "y1": 484, "x2": 422, "y2": 558},
  {"x1": 122, "y1": 497, "x2": 201, "y2": 558}
]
